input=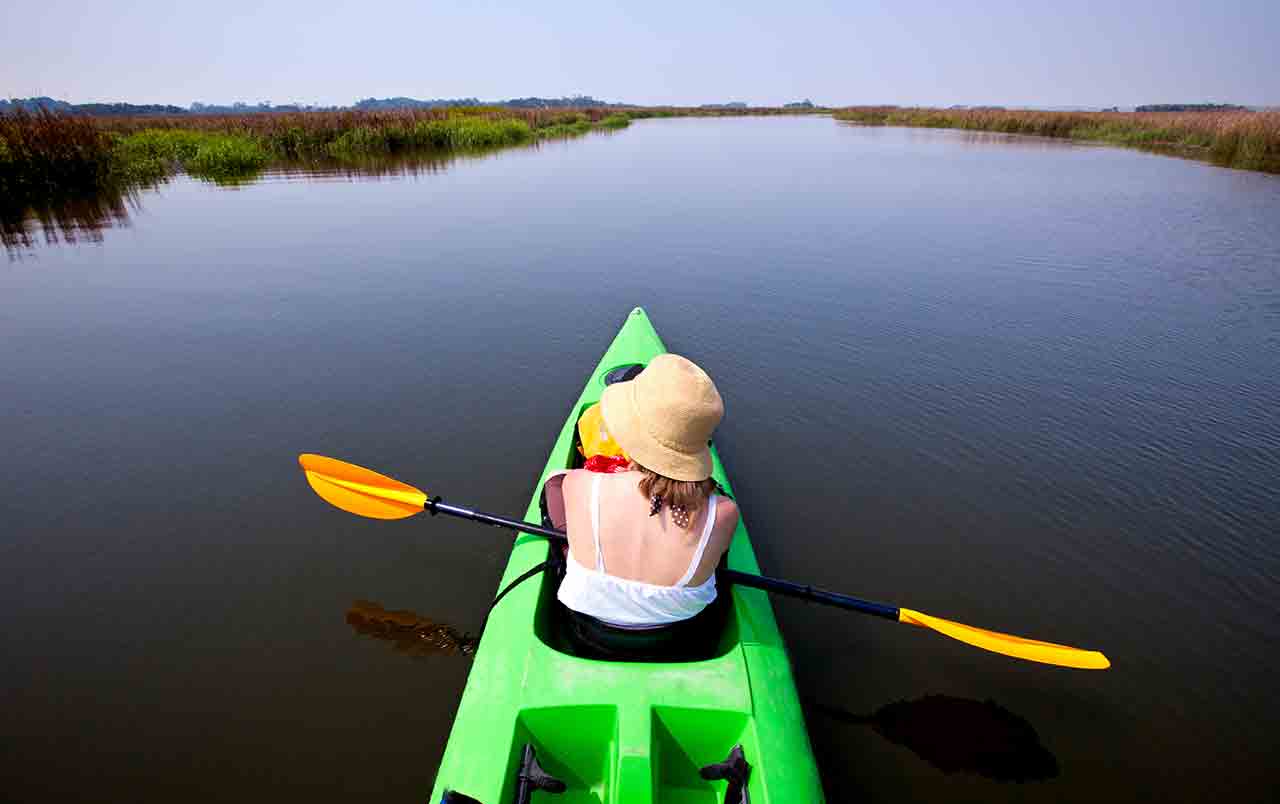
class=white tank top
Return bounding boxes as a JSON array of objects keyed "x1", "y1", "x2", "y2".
[{"x1": 557, "y1": 475, "x2": 718, "y2": 627}]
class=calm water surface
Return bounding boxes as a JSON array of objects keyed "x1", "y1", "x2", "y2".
[{"x1": 3, "y1": 117, "x2": 1279, "y2": 802}]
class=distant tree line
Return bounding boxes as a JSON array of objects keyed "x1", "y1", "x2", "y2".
[
  {"x1": 502, "y1": 96, "x2": 619, "y2": 108},
  {"x1": 1, "y1": 95, "x2": 627, "y2": 115},
  {"x1": 351, "y1": 97, "x2": 481, "y2": 110},
  {"x1": 352, "y1": 96, "x2": 619, "y2": 109},
  {"x1": 190, "y1": 101, "x2": 339, "y2": 114},
  {"x1": 1135, "y1": 103, "x2": 1248, "y2": 112},
  {"x1": 3, "y1": 94, "x2": 828, "y2": 116},
  {"x1": 1, "y1": 97, "x2": 186, "y2": 116}
]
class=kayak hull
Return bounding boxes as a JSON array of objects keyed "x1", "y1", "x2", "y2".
[{"x1": 429, "y1": 307, "x2": 824, "y2": 803}]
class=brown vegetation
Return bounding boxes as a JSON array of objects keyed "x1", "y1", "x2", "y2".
[
  {"x1": 833, "y1": 107, "x2": 1280, "y2": 173},
  {"x1": 0, "y1": 110, "x2": 116, "y2": 199}
]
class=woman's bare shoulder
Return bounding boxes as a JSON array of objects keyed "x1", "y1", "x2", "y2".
[
  {"x1": 714, "y1": 496, "x2": 740, "y2": 539},
  {"x1": 559, "y1": 468, "x2": 589, "y2": 495}
]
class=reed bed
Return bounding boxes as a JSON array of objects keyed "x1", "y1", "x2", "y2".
[
  {"x1": 108, "y1": 129, "x2": 269, "y2": 183},
  {"x1": 3, "y1": 104, "x2": 830, "y2": 202},
  {"x1": 0, "y1": 107, "x2": 633, "y2": 203},
  {"x1": 0, "y1": 110, "x2": 115, "y2": 199},
  {"x1": 833, "y1": 107, "x2": 1280, "y2": 173},
  {"x1": 95, "y1": 107, "x2": 624, "y2": 157}
]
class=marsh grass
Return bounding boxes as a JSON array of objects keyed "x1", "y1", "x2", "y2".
[
  {"x1": 99, "y1": 106, "x2": 623, "y2": 153},
  {"x1": 3, "y1": 103, "x2": 830, "y2": 203},
  {"x1": 1, "y1": 106, "x2": 645, "y2": 205},
  {"x1": 534, "y1": 113, "x2": 593, "y2": 139},
  {"x1": 185, "y1": 136, "x2": 270, "y2": 181},
  {"x1": 411, "y1": 116, "x2": 533, "y2": 149},
  {"x1": 0, "y1": 110, "x2": 115, "y2": 199},
  {"x1": 834, "y1": 107, "x2": 1280, "y2": 173},
  {"x1": 109, "y1": 129, "x2": 268, "y2": 183}
]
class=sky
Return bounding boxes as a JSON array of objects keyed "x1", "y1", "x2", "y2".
[{"x1": 3, "y1": 0, "x2": 1277, "y2": 107}]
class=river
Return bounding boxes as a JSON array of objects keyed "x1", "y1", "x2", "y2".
[{"x1": 3, "y1": 116, "x2": 1278, "y2": 803}]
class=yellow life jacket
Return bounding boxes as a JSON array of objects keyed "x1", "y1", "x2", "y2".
[{"x1": 577, "y1": 402, "x2": 625, "y2": 459}]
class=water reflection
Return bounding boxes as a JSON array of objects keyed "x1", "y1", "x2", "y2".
[
  {"x1": 2, "y1": 145, "x2": 520, "y2": 258},
  {"x1": 346, "y1": 600, "x2": 479, "y2": 658},
  {"x1": 344, "y1": 605, "x2": 1059, "y2": 782},
  {"x1": 269, "y1": 150, "x2": 463, "y2": 183},
  {"x1": 839, "y1": 122, "x2": 1088, "y2": 154},
  {"x1": 808, "y1": 695, "x2": 1059, "y2": 783},
  {"x1": 1, "y1": 184, "x2": 144, "y2": 256}
]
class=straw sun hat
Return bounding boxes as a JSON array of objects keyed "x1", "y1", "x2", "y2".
[{"x1": 599, "y1": 354, "x2": 724, "y2": 482}]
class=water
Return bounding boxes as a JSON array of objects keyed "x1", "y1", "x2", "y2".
[{"x1": 3, "y1": 117, "x2": 1278, "y2": 803}]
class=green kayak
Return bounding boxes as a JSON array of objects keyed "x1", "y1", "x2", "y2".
[{"x1": 430, "y1": 307, "x2": 824, "y2": 804}]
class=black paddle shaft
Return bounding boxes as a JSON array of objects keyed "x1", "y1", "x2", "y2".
[
  {"x1": 423, "y1": 498, "x2": 901, "y2": 622},
  {"x1": 718, "y1": 569, "x2": 900, "y2": 621}
]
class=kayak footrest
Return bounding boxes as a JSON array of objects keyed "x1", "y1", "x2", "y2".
[
  {"x1": 700, "y1": 744, "x2": 752, "y2": 804},
  {"x1": 437, "y1": 743, "x2": 566, "y2": 804},
  {"x1": 515, "y1": 743, "x2": 565, "y2": 803}
]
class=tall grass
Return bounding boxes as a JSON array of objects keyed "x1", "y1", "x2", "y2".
[
  {"x1": 834, "y1": 107, "x2": 1280, "y2": 173},
  {"x1": 185, "y1": 136, "x2": 270, "y2": 180},
  {"x1": 0, "y1": 110, "x2": 115, "y2": 199},
  {"x1": 4, "y1": 103, "x2": 825, "y2": 202},
  {"x1": 1, "y1": 106, "x2": 639, "y2": 204},
  {"x1": 598, "y1": 113, "x2": 631, "y2": 129},
  {"x1": 97, "y1": 106, "x2": 625, "y2": 156},
  {"x1": 108, "y1": 129, "x2": 269, "y2": 183},
  {"x1": 324, "y1": 117, "x2": 533, "y2": 155}
]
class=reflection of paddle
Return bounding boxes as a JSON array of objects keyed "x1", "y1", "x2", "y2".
[
  {"x1": 301, "y1": 454, "x2": 1111, "y2": 670},
  {"x1": 809, "y1": 695, "x2": 1059, "y2": 782},
  {"x1": 346, "y1": 600, "x2": 479, "y2": 658}
]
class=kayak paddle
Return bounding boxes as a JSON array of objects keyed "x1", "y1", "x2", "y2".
[{"x1": 299, "y1": 453, "x2": 1111, "y2": 670}]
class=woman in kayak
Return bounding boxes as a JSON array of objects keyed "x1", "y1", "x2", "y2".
[{"x1": 552, "y1": 354, "x2": 740, "y2": 654}]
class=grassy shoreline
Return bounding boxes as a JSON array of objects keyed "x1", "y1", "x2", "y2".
[
  {"x1": 2, "y1": 105, "x2": 839, "y2": 207},
  {"x1": 0, "y1": 107, "x2": 636, "y2": 202},
  {"x1": 833, "y1": 107, "x2": 1280, "y2": 173},
  {"x1": 8, "y1": 103, "x2": 1278, "y2": 209}
]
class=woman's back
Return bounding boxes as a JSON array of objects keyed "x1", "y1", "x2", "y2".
[
  {"x1": 554, "y1": 352, "x2": 736, "y2": 629},
  {"x1": 557, "y1": 469, "x2": 739, "y2": 627}
]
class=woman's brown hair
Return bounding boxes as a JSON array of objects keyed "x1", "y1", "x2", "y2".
[{"x1": 632, "y1": 461, "x2": 718, "y2": 529}]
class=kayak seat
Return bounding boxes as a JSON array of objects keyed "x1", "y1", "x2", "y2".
[{"x1": 557, "y1": 595, "x2": 730, "y2": 663}]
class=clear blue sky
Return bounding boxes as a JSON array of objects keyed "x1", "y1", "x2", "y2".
[{"x1": 4, "y1": 0, "x2": 1277, "y2": 107}]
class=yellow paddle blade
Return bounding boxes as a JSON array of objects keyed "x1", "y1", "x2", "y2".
[
  {"x1": 298, "y1": 454, "x2": 427, "y2": 520},
  {"x1": 898, "y1": 608, "x2": 1111, "y2": 670}
]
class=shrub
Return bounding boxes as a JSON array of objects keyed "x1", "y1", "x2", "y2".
[{"x1": 186, "y1": 136, "x2": 269, "y2": 180}]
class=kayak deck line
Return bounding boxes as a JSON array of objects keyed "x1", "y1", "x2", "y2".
[{"x1": 428, "y1": 308, "x2": 824, "y2": 804}]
